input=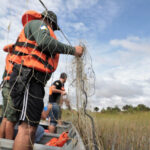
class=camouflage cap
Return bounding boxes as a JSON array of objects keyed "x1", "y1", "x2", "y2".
[{"x1": 41, "y1": 10, "x2": 60, "y2": 30}]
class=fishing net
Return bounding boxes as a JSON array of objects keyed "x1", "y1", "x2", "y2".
[{"x1": 67, "y1": 43, "x2": 103, "y2": 150}]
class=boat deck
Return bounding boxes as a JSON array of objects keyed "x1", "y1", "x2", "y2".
[{"x1": 0, "y1": 119, "x2": 85, "y2": 150}]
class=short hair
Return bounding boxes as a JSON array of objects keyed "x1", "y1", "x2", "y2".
[{"x1": 60, "y1": 72, "x2": 67, "y2": 79}]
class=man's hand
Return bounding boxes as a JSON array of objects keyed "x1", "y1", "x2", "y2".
[
  {"x1": 74, "y1": 46, "x2": 84, "y2": 57},
  {"x1": 61, "y1": 91, "x2": 67, "y2": 95}
]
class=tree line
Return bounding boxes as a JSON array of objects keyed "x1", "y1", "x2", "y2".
[{"x1": 94, "y1": 104, "x2": 150, "y2": 113}]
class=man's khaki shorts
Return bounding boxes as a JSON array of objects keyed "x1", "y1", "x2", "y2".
[{"x1": 2, "y1": 82, "x2": 17, "y2": 122}]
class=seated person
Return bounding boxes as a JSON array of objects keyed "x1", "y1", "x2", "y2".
[
  {"x1": 35, "y1": 125, "x2": 44, "y2": 143},
  {"x1": 41, "y1": 104, "x2": 52, "y2": 120}
]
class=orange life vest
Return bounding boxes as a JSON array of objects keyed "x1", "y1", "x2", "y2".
[
  {"x1": 49, "y1": 86, "x2": 53, "y2": 95},
  {"x1": 3, "y1": 44, "x2": 15, "y2": 80},
  {"x1": 61, "y1": 87, "x2": 65, "y2": 91},
  {"x1": 22, "y1": 10, "x2": 42, "y2": 26},
  {"x1": 3, "y1": 44, "x2": 14, "y2": 53},
  {"x1": 12, "y1": 10, "x2": 59, "y2": 73},
  {"x1": 46, "y1": 132, "x2": 69, "y2": 147},
  {"x1": 49, "y1": 82, "x2": 65, "y2": 97},
  {"x1": 49, "y1": 85, "x2": 64, "y2": 95}
]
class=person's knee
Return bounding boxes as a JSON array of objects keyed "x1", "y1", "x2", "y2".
[
  {"x1": 6, "y1": 120, "x2": 15, "y2": 127},
  {"x1": 1, "y1": 118, "x2": 7, "y2": 123},
  {"x1": 18, "y1": 122, "x2": 37, "y2": 137}
]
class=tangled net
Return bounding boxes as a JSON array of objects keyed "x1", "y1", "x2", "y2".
[{"x1": 67, "y1": 43, "x2": 103, "y2": 150}]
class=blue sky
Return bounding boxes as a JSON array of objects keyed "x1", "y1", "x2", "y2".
[
  {"x1": 106, "y1": 0, "x2": 150, "y2": 40},
  {"x1": 56, "y1": 0, "x2": 150, "y2": 42},
  {"x1": 0, "y1": 0, "x2": 150, "y2": 110}
]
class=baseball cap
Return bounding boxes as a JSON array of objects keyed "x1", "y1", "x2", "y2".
[{"x1": 41, "y1": 10, "x2": 60, "y2": 30}]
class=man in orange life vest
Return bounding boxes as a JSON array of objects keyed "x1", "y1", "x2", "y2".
[
  {"x1": 48, "y1": 72, "x2": 67, "y2": 133},
  {"x1": 0, "y1": 44, "x2": 18, "y2": 140},
  {"x1": 9, "y1": 10, "x2": 84, "y2": 150}
]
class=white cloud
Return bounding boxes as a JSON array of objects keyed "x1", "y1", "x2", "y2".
[
  {"x1": 96, "y1": 78, "x2": 143, "y2": 98},
  {"x1": 110, "y1": 36, "x2": 150, "y2": 53},
  {"x1": 65, "y1": 0, "x2": 98, "y2": 11},
  {"x1": 87, "y1": 36, "x2": 150, "y2": 109},
  {"x1": 70, "y1": 22, "x2": 88, "y2": 31}
]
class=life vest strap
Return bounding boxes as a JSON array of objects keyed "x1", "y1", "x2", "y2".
[
  {"x1": 15, "y1": 42, "x2": 42, "y2": 52},
  {"x1": 8, "y1": 60, "x2": 15, "y2": 65},
  {"x1": 31, "y1": 54, "x2": 54, "y2": 71},
  {"x1": 12, "y1": 50, "x2": 28, "y2": 56},
  {"x1": 15, "y1": 41, "x2": 55, "y2": 57},
  {"x1": 12, "y1": 50, "x2": 54, "y2": 71}
]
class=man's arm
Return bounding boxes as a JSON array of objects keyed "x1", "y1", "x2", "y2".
[
  {"x1": 51, "y1": 85, "x2": 66, "y2": 95},
  {"x1": 41, "y1": 103, "x2": 52, "y2": 120},
  {"x1": 25, "y1": 20, "x2": 76, "y2": 56}
]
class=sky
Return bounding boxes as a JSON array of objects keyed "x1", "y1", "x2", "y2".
[{"x1": 0, "y1": 0, "x2": 150, "y2": 110}]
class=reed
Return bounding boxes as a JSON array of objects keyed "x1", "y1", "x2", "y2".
[{"x1": 62, "y1": 110, "x2": 150, "y2": 150}]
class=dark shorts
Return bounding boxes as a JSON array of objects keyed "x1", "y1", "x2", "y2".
[
  {"x1": 2, "y1": 82, "x2": 17, "y2": 122},
  {"x1": 9, "y1": 65, "x2": 45, "y2": 127},
  {"x1": 49, "y1": 103, "x2": 60, "y2": 126}
]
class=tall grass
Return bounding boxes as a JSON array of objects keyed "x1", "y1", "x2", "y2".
[{"x1": 62, "y1": 110, "x2": 150, "y2": 150}]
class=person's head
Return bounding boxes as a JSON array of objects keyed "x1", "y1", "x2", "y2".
[
  {"x1": 60, "y1": 72, "x2": 67, "y2": 83},
  {"x1": 41, "y1": 10, "x2": 60, "y2": 31}
]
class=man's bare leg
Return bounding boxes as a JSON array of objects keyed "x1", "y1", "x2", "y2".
[
  {"x1": 13, "y1": 122, "x2": 37, "y2": 150},
  {"x1": 48, "y1": 125, "x2": 56, "y2": 133},
  {"x1": 0, "y1": 118, "x2": 7, "y2": 138},
  {"x1": 5, "y1": 121, "x2": 16, "y2": 139}
]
